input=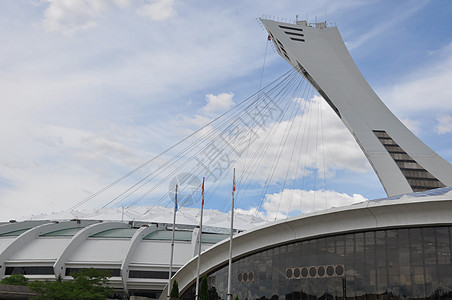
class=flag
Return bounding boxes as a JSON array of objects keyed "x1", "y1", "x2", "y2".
[
  {"x1": 202, "y1": 177, "x2": 205, "y2": 206},
  {"x1": 233, "y1": 169, "x2": 236, "y2": 192},
  {"x1": 174, "y1": 184, "x2": 178, "y2": 212}
]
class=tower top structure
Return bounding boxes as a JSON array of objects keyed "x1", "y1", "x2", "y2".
[{"x1": 260, "y1": 18, "x2": 452, "y2": 197}]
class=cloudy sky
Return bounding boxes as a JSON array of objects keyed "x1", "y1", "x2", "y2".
[{"x1": 1, "y1": 0, "x2": 452, "y2": 221}]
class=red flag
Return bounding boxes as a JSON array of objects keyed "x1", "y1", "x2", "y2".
[
  {"x1": 233, "y1": 168, "x2": 236, "y2": 192},
  {"x1": 202, "y1": 177, "x2": 205, "y2": 206}
]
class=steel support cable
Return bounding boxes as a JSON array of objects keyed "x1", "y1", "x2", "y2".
[
  {"x1": 254, "y1": 79, "x2": 306, "y2": 221},
  {"x1": 238, "y1": 99, "x2": 301, "y2": 215},
  {"x1": 212, "y1": 73, "x2": 305, "y2": 211},
  {"x1": 125, "y1": 70, "x2": 302, "y2": 210},
  {"x1": 286, "y1": 84, "x2": 314, "y2": 218},
  {"x1": 264, "y1": 79, "x2": 309, "y2": 219},
  {"x1": 142, "y1": 70, "x2": 304, "y2": 213},
  {"x1": 258, "y1": 39, "x2": 270, "y2": 93},
  {"x1": 124, "y1": 101, "x2": 274, "y2": 209},
  {"x1": 104, "y1": 91, "x2": 273, "y2": 209},
  {"x1": 275, "y1": 82, "x2": 313, "y2": 220},
  {"x1": 247, "y1": 75, "x2": 306, "y2": 219},
  {"x1": 218, "y1": 82, "x2": 304, "y2": 211},
  {"x1": 67, "y1": 99, "x2": 251, "y2": 211},
  {"x1": 247, "y1": 77, "x2": 310, "y2": 217},
  {"x1": 229, "y1": 72, "x2": 305, "y2": 211},
  {"x1": 299, "y1": 92, "x2": 315, "y2": 214},
  {"x1": 70, "y1": 68, "x2": 297, "y2": 211},
  {"x1": 138, "y1": 108, "x2": 272, "y2": 211},
  {"x1": 210, "y1": 72, "x2": 303, "y2": 212},
  {"x1": 110, "y1": 72, "x2": 298, "y2": 208},
  {"x1": 239, "y1": 38, "x2": 270, "y2": 191},
  {"x1": 233, "y1": 74, "x2": 307, "y2": 213},
  {"x1": 129, "y1": 69, "x2": 304, "y2": 214},
  {"x1": 320, "y1": 99, "x2": 328, "y2": 209},
  {"x1": 216, "y1": 87, "x2": 298, "y2": 211},
  {"x1": 201, "y1": 73, "x2": 303, "y2": 209},
  {"x1": 313, "y1": 96, "x2": 321, "y2": 211},
  {"x1": 127, "y1": 71, "x2": 300, "y2": 207},
  {"x1": 310, "y1": 96, "x2": 327, "y2": 211},
  {"x1": 140, "y1": 72, "x2": 304, "y2": 216},
  {"x1": 178, "y1": 69, "x2": 303, "y2": 211}
]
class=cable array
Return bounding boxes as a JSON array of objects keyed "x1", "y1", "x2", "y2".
[{"x1": 67, "y1": 65, "x2": 330, "y2": 220}]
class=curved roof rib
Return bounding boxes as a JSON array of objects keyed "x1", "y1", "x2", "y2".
[
  {"x1": 53, "y1": 221, "x2": 128, "y2": 277},
  {"x1": 160, "y1": 193, "x2": 452, "y2": 298},
  {"x1": 0, "y1": 220, "x2": 96, "y2": 277}
]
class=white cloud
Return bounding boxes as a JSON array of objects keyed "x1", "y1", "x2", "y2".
[
  {"x1": 137, "y1": 0, "x2": 176, "y2": 21},
  {"x1": 172, "y1": 93, "x2": 235, "y2": 134},
  {"x1": 41, "y1": 0, "x2": 103, "y2": 35},
  {"x1": 41, "y1": 0, "x2": 177, "y2": 35},
  {"x1": 235, "y1": 188, "x2": 366, "y2": 221},
  {"x1": 264, "y1": 188, "x2": 366, "y2": 220},
  {"x1": 436, "y1": 115, "x2": 452, "y2": 135},
  {"x1": 234, "y1": 95, "x2": 371, "y2": 184},
  {"x1": 172, "y1": 114, "x2": 212, "y2": 132},
  {"x1": 199, "y1": 93, "x2": 235, "y2": 116}
]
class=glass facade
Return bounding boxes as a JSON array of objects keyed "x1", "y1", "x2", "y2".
[{"x1": 182, "y1": 226, "x2": 452, "y2": 300}]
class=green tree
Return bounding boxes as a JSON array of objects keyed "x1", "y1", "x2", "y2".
[
  {"x1": 29, "y1": 268, "x2": 113, "y2": 300},
  {"x1": 170, "y1": 280, "x2": 179, "y2": 300},
  {"x1": 235, "y1": 295, "x2": 239, "y2": 300},
  {"x1": 200, "y1": 275, "x2": 209, "y2": 300},
  {"x1": 30, "y1": 277, "x2": 72, "y2": 300},
  {"x1": 0, "y1": 274, "x2": 29, "y2": 286}
]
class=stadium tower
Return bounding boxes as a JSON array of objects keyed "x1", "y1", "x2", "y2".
[{"x1": 260, "y1": 18, "x2": 452, "y2": 197}]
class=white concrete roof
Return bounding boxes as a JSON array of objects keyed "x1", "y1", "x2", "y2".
[
  {"x1": 20, "y1": 206, "x2": 268, "y2": 231},
  {"x1": 0, "y1": 218, "x2": 235, "y2": 292},
  {"x1": 68, "y1": 239, "x2": 130, "y2": 263},
  {"x1": 9, "y1": 238, "x2": 71, "y2": 261}
]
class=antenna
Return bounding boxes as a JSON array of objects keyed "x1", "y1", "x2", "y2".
[
  {"x1": 296, "y1": 14, "x2": 298, "y2": 22},
  {"x1": 325, "y1": 9, "x2": 327, "y2": 22}
]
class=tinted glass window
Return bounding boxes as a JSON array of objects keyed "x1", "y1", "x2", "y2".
[{"x1": 181, "y1": 226, "x2": 452, "y2": 300}]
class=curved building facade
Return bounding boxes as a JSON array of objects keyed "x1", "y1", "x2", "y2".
[
  {"x1": 183, "y1": 226, "x2": 452, "y2": 299},
  {"x1": 161, "y1": 188, "x2": 452, "y2": 300}
]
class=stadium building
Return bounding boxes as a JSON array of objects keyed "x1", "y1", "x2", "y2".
[
  {"x1": 2, "y1": 17, "x2": 452, "y2": 300},
  {"x1": 157, "y1": 19, "x2": 452, "y2": 300},
  {"x1": 0, "y1": 217, "x2": 235, "y2": 299}
]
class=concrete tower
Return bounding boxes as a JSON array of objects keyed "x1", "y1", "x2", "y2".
[{"x1": 260, "y1": 18, "x2": 452, "y2": 197}]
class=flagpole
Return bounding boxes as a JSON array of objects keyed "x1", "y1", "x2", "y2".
[
  {"x1": 195, "y1": 177, "x2": 205, "y2": 300},
  {"x1": 167, "y1": 184, "x2": 178, "y2": 300},
  {"x1": 227, "y1": 169, "x2": 235, "y2": 300}
]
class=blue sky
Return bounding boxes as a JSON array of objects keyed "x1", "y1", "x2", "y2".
[{"x1": 1, "y1": 0, "x2": 452, "y2": 221}]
